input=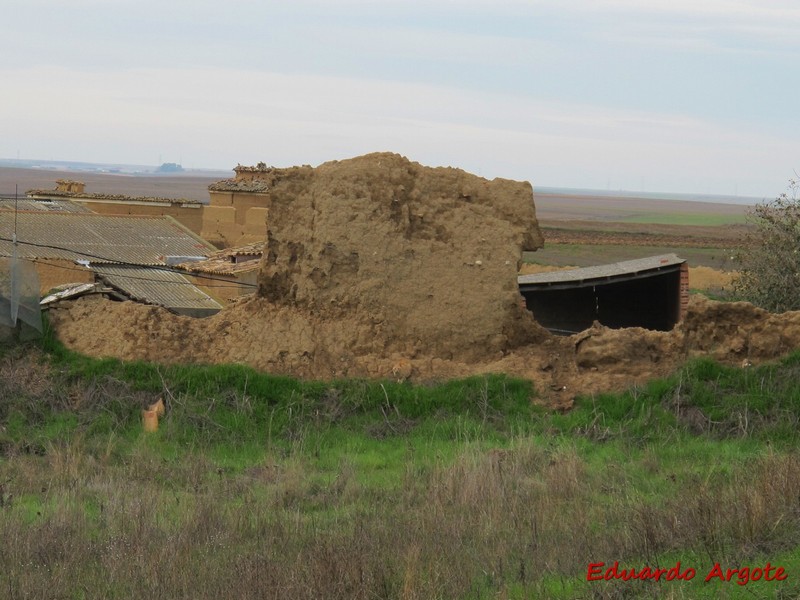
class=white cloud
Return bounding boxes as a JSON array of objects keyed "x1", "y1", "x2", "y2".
[{"x1": 0, "y1": 65, "x2": 793, "y2": 196}]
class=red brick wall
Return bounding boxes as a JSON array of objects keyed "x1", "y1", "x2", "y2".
[{"x1": 679, "y1": 262, "x2": 689, "y2": 321}]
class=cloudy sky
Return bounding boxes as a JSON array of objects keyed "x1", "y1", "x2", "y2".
[{"x1": 2, "y1": 0, "x2": 798, "y2": 197}]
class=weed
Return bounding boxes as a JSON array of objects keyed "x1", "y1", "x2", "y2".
[{"x1": 0, "y1": 339, "x2": 799, "y2": 597}]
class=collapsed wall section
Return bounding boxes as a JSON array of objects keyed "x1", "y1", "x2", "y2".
[{"x1": 255, "y1": 152, "x2": 546, "y2": 361}]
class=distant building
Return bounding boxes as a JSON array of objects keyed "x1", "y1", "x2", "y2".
[{"x1": 156, "y1": 162, "x2": 184, "y2": 173}]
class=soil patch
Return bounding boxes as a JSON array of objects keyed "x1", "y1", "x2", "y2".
[{"x1": 48, "y1": 294, "x2": 800, "y2": 410}]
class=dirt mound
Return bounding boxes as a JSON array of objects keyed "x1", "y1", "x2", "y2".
[
  {"x1": 681, "y1": 296, "x2": 800, "y2": 362},
  {"x1": 48, "y1": 290, "x2": 800, "y2": 408}
]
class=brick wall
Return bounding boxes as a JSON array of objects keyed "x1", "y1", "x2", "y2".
[{"x1": 679, "y1": 261, "x2": 689, "y2": 321}]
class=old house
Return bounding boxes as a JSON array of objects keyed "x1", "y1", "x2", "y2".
[
  {"x1": 0, "y1": 211, "x2": 222, "y2": 316},
  {"x1": 27, "y1": 180, "x2": 204, "y2": 234},
  {"x1": 175, "y1": 242, "x2": 262, "y2": 302},
  {"x1": 200, "y1": 163, "x2": 284, "y2": 247}
]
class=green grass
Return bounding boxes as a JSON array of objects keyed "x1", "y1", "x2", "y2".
[
  {"x1": 524, "y1": 244, "x2": 736, "y2": 269},
  {"x1": 1, "y1": 335, "x2": 800, "y2": 598},
  {"x1": 619, "y1": 213, "x2": 747, "y2": 226}
]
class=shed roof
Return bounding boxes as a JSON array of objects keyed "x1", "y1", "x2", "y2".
[
  {"x1": 92, "y1": 265, "x2": 222, "y2": 313},
  {"x1": 0, "y1": 212, "x2": 214, "y2": 265},
  {"x1": 518, "y1": 254, "x2": 685, "y2": 290}
]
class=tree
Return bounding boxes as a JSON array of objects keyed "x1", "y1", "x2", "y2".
[{"x1": 734, "y1": 178, "x2": 800, "y2": 312}]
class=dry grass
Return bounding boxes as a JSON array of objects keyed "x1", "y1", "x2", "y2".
[
  {"x1": 2, "y1": 343, "x2": 800, "y2": 598},
  {"x1": 1, "y1": 437, "x2": 799, "y2": 599},
  {"x1": 518, "y1": 263, "x2": 577, "y2": 276},
  {"x1": 688, "y1": 266, "x2": 736, "y2": 292}
]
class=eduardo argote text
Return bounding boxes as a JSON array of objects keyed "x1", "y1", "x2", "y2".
[{"x1": 587, "y1": 561, "x2": 787, "y2": 586}]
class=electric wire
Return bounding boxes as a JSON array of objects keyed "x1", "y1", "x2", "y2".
[{"x1": 0, "y1": 235, "x2": 259, "y2": 289}]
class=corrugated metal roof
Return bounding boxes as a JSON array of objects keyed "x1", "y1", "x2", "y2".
[
  {"x1": 0, "y1": 212, "x2": 214, "y2": 265},
  {"x1": 518, "y1": 254, "x2": 685, "y2": 288},
  {"x1": 0, "y1": 198, "x2": 90, "y2": 213},
  {"x1": 91, "y1": 265, "x2": 222, "y2": 312}
]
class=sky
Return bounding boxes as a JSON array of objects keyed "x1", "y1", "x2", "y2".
[{"x1": 1, "y1": 0, "x2": 798, "y2": 198}]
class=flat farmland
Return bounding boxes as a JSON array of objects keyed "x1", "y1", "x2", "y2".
[
  {"x1": 531, "y1": 190, "x2": 753, "y2": 270},
  {"x1": 0, "y1": 166, "x2": 225, "y2": 202},
  {"x1": 1, "y1": 166, "x2": 753, "y2": 272},
  {"x1": 534, "y1": 190, "x2": 750, "y2": 224}
]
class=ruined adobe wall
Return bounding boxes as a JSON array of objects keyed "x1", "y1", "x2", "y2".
[
  {"x1": 42, "y1": 156, "x2": 800, "y2": 405},
  {"x1": 257, "y1": 152, "x2": 545, "y2": 361},
  {"x1": 48, "y1": 292, "x2": 800, "y2": 408}
]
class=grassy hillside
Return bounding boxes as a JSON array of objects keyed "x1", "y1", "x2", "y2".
[{"x1": 1, "y1": 330, "x2": 799, "y2": 599}]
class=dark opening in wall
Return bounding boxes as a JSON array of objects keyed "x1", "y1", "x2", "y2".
[{"x1": 518, "y1": 255, "x2": 687, "y2": 335}]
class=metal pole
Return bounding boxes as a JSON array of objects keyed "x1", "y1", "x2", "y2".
[{"x1": 13, "y1": 184, "x2": 18, "y2": 246}]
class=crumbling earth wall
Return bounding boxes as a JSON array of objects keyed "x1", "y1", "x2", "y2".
[{"x1": 255, "y1": 152, "x2": 545, "y2": 362}]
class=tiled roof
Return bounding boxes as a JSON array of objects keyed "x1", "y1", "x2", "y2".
[
  {"x1": 176, "y1": 242, "x2": 263, "y2": 275},
  {"x1": 518, "y1": 254, "x2": 685, "y2": 288},
  {"x1": 227, "y1": 242, "x2": 264, "y2": 256},
  {"x1": 92, "y1": 265, "x2": 222, "y2": 313},
  {"x1": 0, "y1": 212, "x2": 214, "y2": 265},
  {"x1": 207, "y1": 179, "x2": 271, "y2": 193},
  {"x1": 27, "y1": 190, "x2": 203, "y2": 206},
  {"x1": 0, "y1": 198, "x2": 90, "y2": 213}
]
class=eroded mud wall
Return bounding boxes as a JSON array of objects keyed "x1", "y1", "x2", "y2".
[{"x1": 255, "y1": 152, "x2": 545, "y2": 361}]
